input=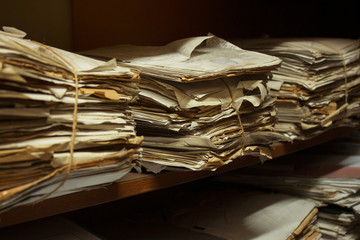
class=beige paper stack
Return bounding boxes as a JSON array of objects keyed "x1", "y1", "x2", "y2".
[
  {"x1": 232, "y1": 38, "x2": 360, "y2": 140},
  {"x1": 0, "y1": 27, "x2": 142, "y2": 211},
  {"x1": 83, "y1": 35, "x2": 290, "y2": 172}
]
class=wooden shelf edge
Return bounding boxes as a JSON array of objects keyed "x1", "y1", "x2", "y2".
[
  {"x1": 271, "y1": 126, "x2": 358, "y2": 158},
  {"x1": 0, "y1": 126, "x2": 358, "y2": 228}
]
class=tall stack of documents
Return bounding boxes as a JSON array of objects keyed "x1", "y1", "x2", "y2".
[
  {"x1": 232, "y1": 38, "x2": 360, "y2": 140},
  {"x1": 0, "y1": 27, "x2": 142, "y2": 211},
  {"x1": 83, "y1": 35, "x2": 289, "y2": 172},
  {"x1": 216, "y1": 131, "x2": 360, "y2": 239}
]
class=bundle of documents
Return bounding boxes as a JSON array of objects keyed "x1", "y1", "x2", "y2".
[
  {"x1": 169, "y1": 190, "x2": 321, "y2": 240},
  {"x1": 216, "y1": 131, "x2": 360, "y2": 239},
  {"x1": 0, "y1": 27, "x2": 142, "y2": 211},
  {"x1": 232, "y1": 38, "x2": 360, "y2": 139},
  {"x1": 317, "y1": 205, "x2": 360, "y2": 240},
  {"x1": 83, "y1": 35, "x2": 290, "y2": 172}
]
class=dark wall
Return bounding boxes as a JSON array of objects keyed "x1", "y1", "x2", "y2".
[
  {"x1": 72, "y1": 0, "x2": 359, "y2": 51},
  {"x1": 0, "y1": 0, "x2": 72, "y2": 50}
]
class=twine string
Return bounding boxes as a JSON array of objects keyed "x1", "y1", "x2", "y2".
[
  {"x1": 32, "y1": 41, "x2": 79, "y2": 203},
  {"x1": 221, "y1": 78, "x2": 245, "y2": 151}
]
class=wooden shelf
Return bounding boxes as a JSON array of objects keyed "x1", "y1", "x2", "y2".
[{"x1": 0, "y1": 126, "x2": 358, "y2": 228}]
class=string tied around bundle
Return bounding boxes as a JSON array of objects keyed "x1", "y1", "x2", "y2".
[
  {"x1": 221, "y1": 78, "x2": 246, "y2": 154},
  {"x1": 32, "y1": 41, "x2": 79, "y2": 204}
]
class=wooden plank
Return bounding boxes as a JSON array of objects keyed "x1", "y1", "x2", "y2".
[
  {"x1": 0, "y1": 156, "x2": 259, "y2": 228},
  {"x1": 0, "y1": 126, "x2": 357, "y2": 228}
]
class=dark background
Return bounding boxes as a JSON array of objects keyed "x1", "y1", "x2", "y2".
[{"x1": 72, "y1": 0, "x2": 360, "y2": 50}]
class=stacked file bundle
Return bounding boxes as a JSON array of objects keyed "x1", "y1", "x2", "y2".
[
  {"x1": 83, "y1": 35, "x2": 289, "y2": 172},
  {"x1": 232, "y1": 38, "x2": 360, "y2": 140},
  {"x1": 317, "y1": 205, "x2": 360, "y2": 240},
  {"x1": 0, "y1": 27, "x2": 142, "y2": 211},
  {"x1": 216, "y1": 131, "x2": 360, "y2": 239}
]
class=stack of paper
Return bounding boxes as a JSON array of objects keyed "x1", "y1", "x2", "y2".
[
  {"x1": 216, "y1": 131, "x2": 360, "y2": 239},
  {"x1": 317, "y1": 205, "x2": 360, "y2": 240},
  {"x1": 169, "y1": 190, "x2": 321, "y2": 240},
  {"x1": 82, "y1": 35, "x2": 290, "y2": 172},
  {"x1": 232, "y1": 38, "x2": 360, "y2": 139},
  {"x1": 0, "y1": 27, "x2": 142, "y2": 211}
]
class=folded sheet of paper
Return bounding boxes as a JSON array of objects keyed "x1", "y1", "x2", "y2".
[
  {"x1": 83, "y1": 34, "x2": 290, "y2": 172},
  {"x1": 83, "y1": 35, "x2": 282, "y2": 82},
  {"x1": 0, "y1": 27, "x2": 143, "y2": 212}
]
